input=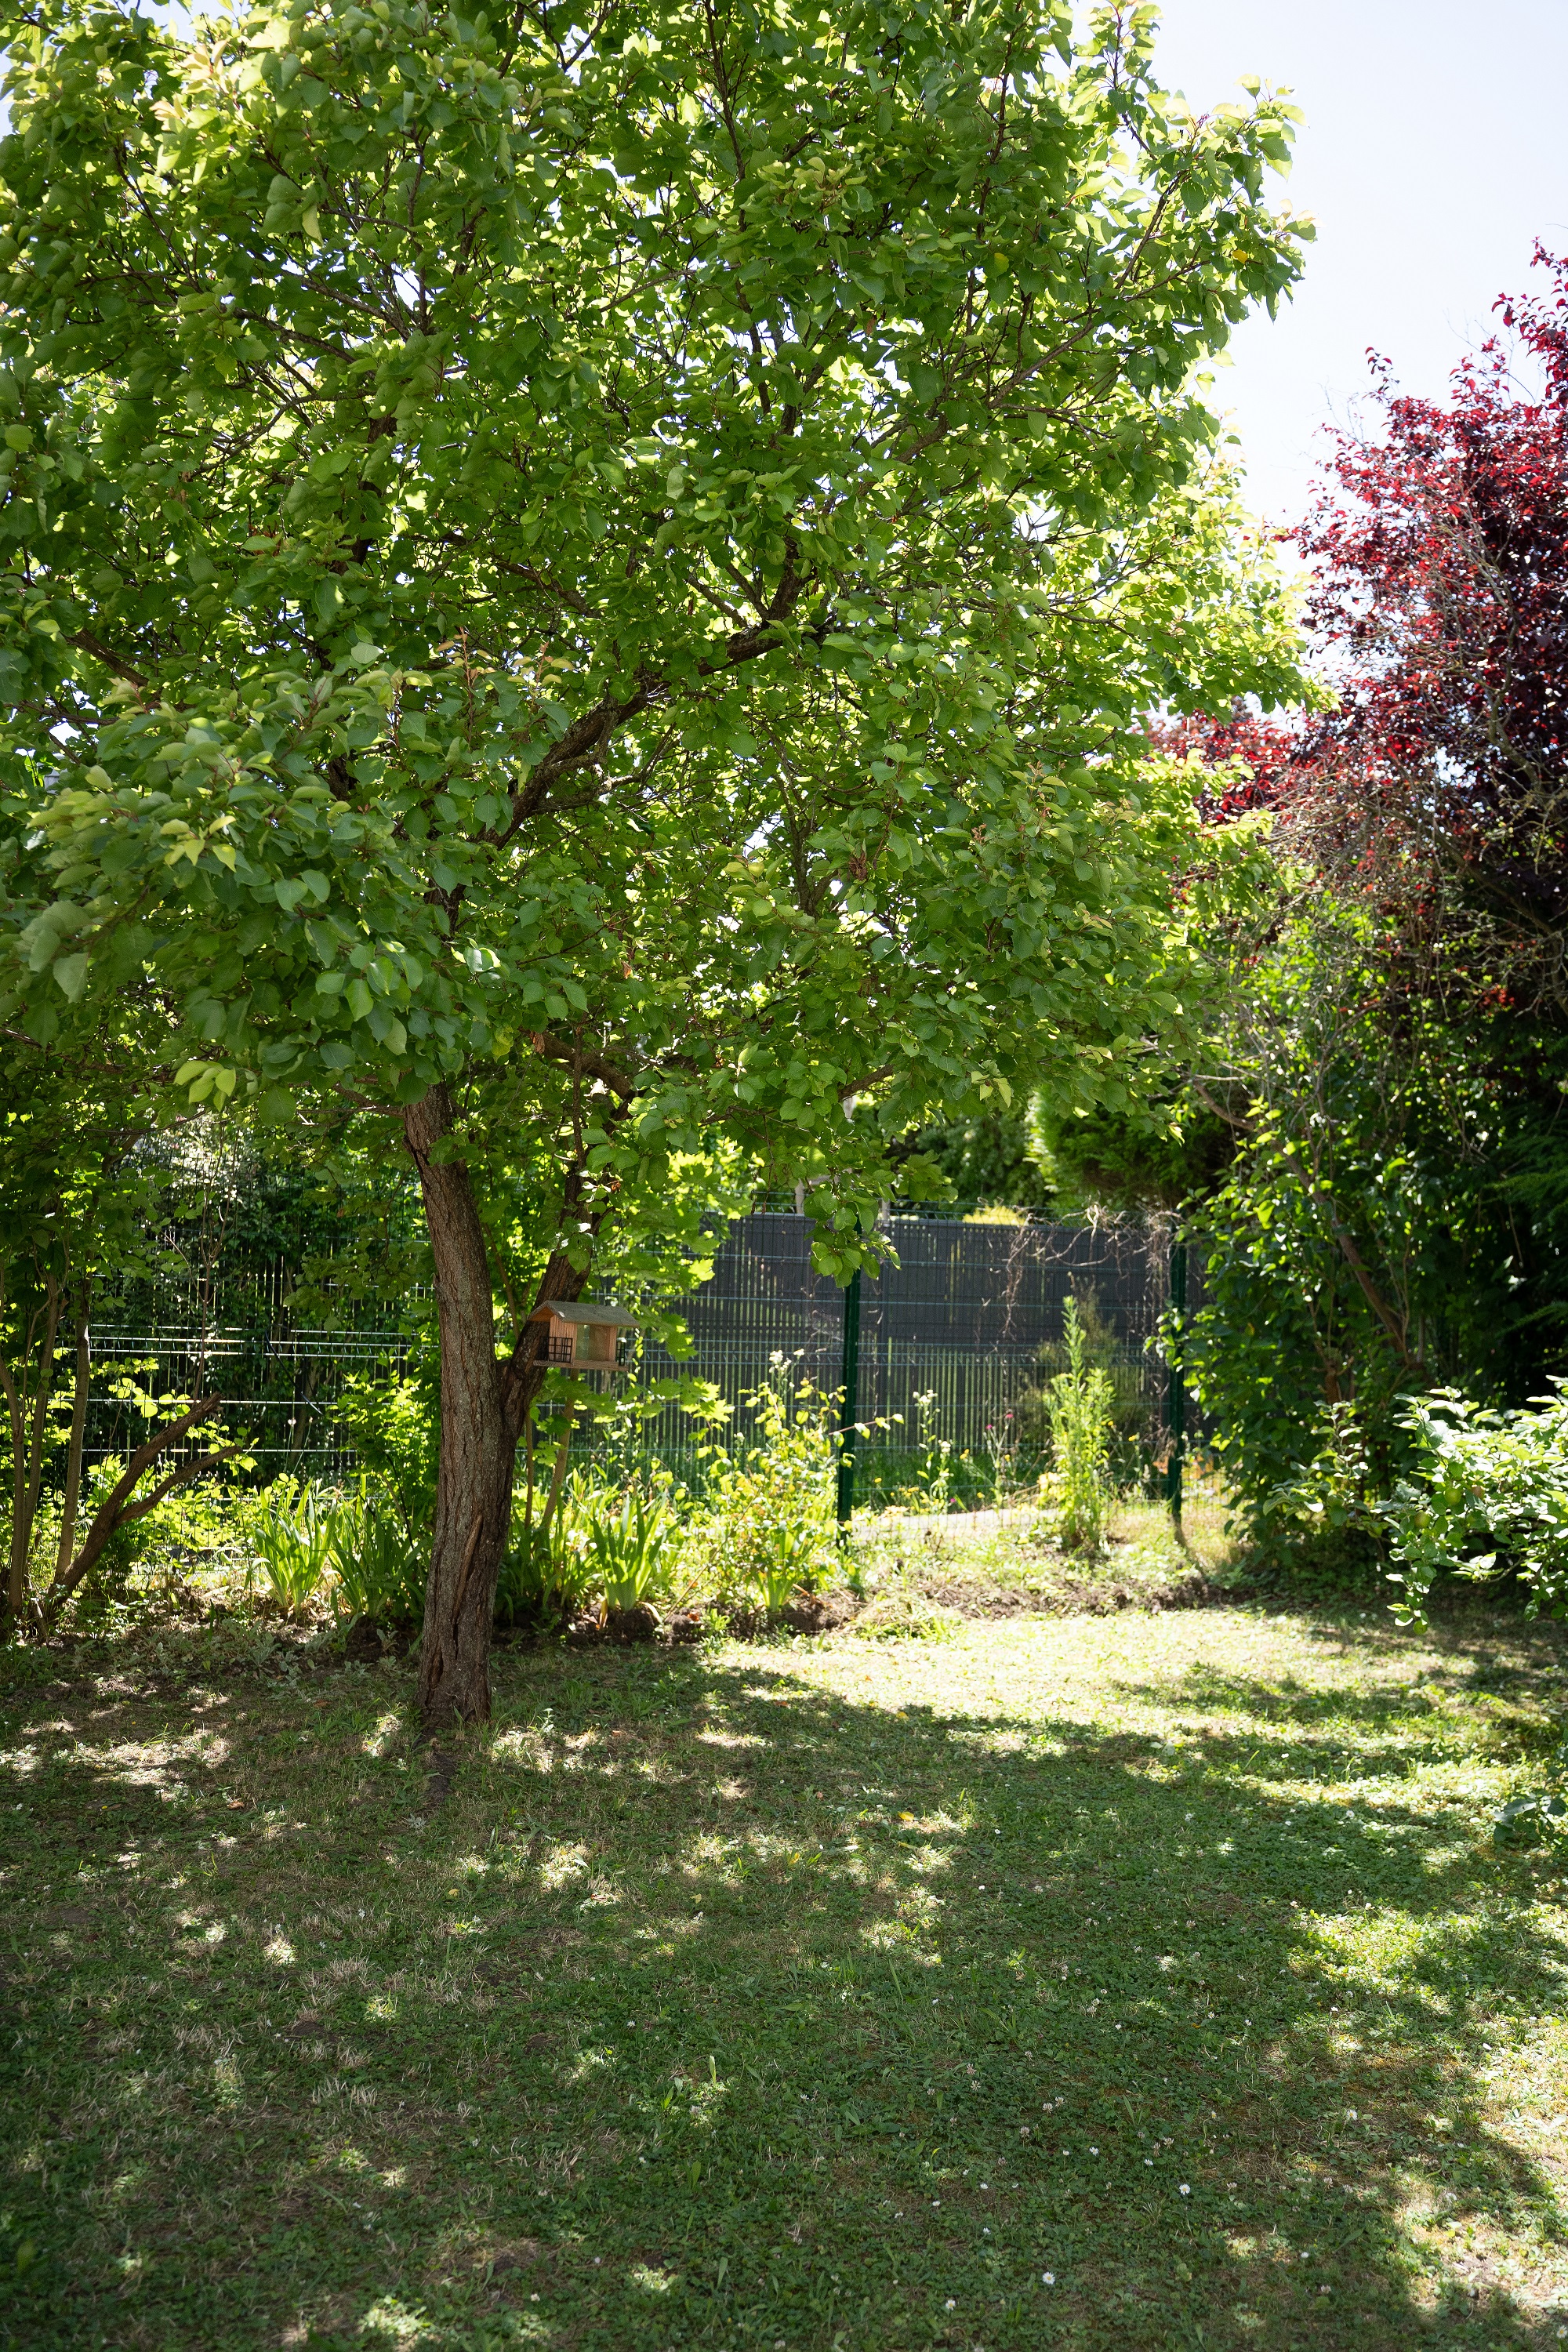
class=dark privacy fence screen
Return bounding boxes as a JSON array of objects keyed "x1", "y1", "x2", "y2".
[
  {"x1": 637, "y1": 1210, "x2": 1178, "y2": 1454},
  {"x1": 79, "y1": 1210, "x2": 1182, "y2": 1472}
]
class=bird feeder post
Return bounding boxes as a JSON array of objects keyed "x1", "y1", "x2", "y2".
[
  {"x1": 836, "y1": 1267, "x2": 862, "y2": 1530},
  {"x1": 1166, "y1": 1235, "x2": 1188, "y2": 1530}
]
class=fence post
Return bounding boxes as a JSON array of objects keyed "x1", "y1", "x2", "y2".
[
  {"x1": 836, "y1": 1267, "x2": 862, "y2": 1526},
  {"x1": 1166, "y1": 1234, "x2": 1188, "y2": 1528}
]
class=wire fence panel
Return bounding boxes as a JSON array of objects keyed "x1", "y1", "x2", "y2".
[
  {"x1": 79, "y1": 1249, "x2": 419, "y2": 1475},
  {"x1": 66, "y1": 1214, "x2": 1181, "y2": 1475}
]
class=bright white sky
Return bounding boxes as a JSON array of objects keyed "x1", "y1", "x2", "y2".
[{"x1": 1148, "y1": 0, "x2": 1568, "y2": 529}]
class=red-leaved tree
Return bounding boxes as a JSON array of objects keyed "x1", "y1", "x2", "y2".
[{"x1": 1183, "y1": 249, "x2": 1568, "y2": 1012}]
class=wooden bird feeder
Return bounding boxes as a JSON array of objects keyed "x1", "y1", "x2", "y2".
[{"x1": 528, "y1": 1299, "x2": 640, "y2": 1370}]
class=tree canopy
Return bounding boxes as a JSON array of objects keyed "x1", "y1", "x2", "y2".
[{"x1": 0, "y1": 0, "x2": 1312, "y2": 1713}]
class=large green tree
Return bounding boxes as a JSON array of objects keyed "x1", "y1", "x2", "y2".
[{"x1": 0, "y1": 0, "x2": 1308, "y2": 1718}]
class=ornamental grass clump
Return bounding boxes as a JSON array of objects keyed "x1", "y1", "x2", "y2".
[
  {"x1": 496, "y1": 1462, "x2": 686, "y2": 1633},
  {"x1": 584, "y1": 1486, "x2": 682, "y2": 1618},
  {"x1": 245, "y1": 1479, "x2": 335, "y2": 1621},
  {"x1": 327, "y1": 1479, "x2": 426, "y2": 1628}
]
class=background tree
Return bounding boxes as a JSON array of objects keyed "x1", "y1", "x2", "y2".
[
  {"x1": 1108, "y1": 259, "x2": 1568, "y2": 1547},
  {"x1": 0, "y1": 0, "x2": 1311, "y2": 1718},
  {"x1": 0, "y1": 1037, "x2": 252, "y2": 1628}
]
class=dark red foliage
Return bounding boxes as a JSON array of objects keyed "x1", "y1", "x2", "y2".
[
  {"x1": 1215, "y1": 249, "x2": 1568, "y2": 1010},
  {"x1": 1155, "y1": 703, "x2": 1305, "y2": 820}
]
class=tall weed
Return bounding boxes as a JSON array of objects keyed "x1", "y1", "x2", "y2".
[{"x1": 1039, "y1": 1298, "x2": 1116, "y2": 1552}]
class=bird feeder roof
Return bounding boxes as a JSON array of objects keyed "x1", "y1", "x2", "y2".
[{"x1": 528, "y1": 1300, "x2": 641, "y2": 1328}]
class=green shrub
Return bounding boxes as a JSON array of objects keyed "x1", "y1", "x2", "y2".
[
  {"x1": 1240, "y1": 1397, "x2": 1392, "y2": 1589},
  {"x1": 1381, "y1": 1382, "x2": 1568, "y2": 1622},
  {"x1": 699, "y1": 1358, "x2": 838, "y2": 1610},
  {"x1": 336, "y1": 1372, "x2": 437, "y2": 1542}
]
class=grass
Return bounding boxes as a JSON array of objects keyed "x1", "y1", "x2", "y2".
[{"x1": 4, "y1": 1563, "x2": 1568, "y2": 2349}]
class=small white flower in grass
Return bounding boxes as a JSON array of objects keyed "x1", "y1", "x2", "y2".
[
  {"x1": 1090, "y1": 2147, "x2": 1098, "y2": 2156},
  {"x1": 1042, "y1": 2271, "x2": 1055, "y2": 2286},
  {"x1": 945, "y1": 2299, "x2": 956, "y2": 2311},
  {"x1": 1179, "y1": 2183, "x2": 1191, "y2": 2196}
]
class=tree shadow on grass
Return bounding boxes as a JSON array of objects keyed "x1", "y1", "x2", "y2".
[{"x1": 1, "y1": 1624, "x2": 1566, "y2": 2349}]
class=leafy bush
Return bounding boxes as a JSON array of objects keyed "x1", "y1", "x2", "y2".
[
  {"x1": 336, "y1": 1373, "x2": 438, "y2": 1542},
  {"x1": 1381, "y1": 1383, "x2": 1568, "y2": 1622},
  {"x1": 698, "y1": 1359, "x2": 838, "y2": 1610},
  {"x1": 1243, "y1": 1398, "x2": 1392, "y2": 1588},
  {"x1": 1037, "y1": 1298, "x2": 1116, "y2": 1551}
]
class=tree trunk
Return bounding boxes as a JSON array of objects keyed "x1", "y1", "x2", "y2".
[
  {"x1": 403, "y1": 1085, "x2": 590, "y2": 1726},
  {"x1": 403, "y1": 1087, "x2": 516, "y2": 1726},
  {"x1": 0, "y1": 1279, "x2": 60, "y2": 1623}
]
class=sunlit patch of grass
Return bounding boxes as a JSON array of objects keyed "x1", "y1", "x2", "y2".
[{"x1": 5, "y1": 1600, "x2": 1568, "y2": 2347}]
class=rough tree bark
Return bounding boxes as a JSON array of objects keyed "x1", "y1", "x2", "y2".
[{"x1": 403, "y1": 1084, "x2": 581, "y2": 1726}]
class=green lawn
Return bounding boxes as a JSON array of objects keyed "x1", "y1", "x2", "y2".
[{"x1": 4, "y1": 1592, "x2": 1568, "y2": 2349}]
